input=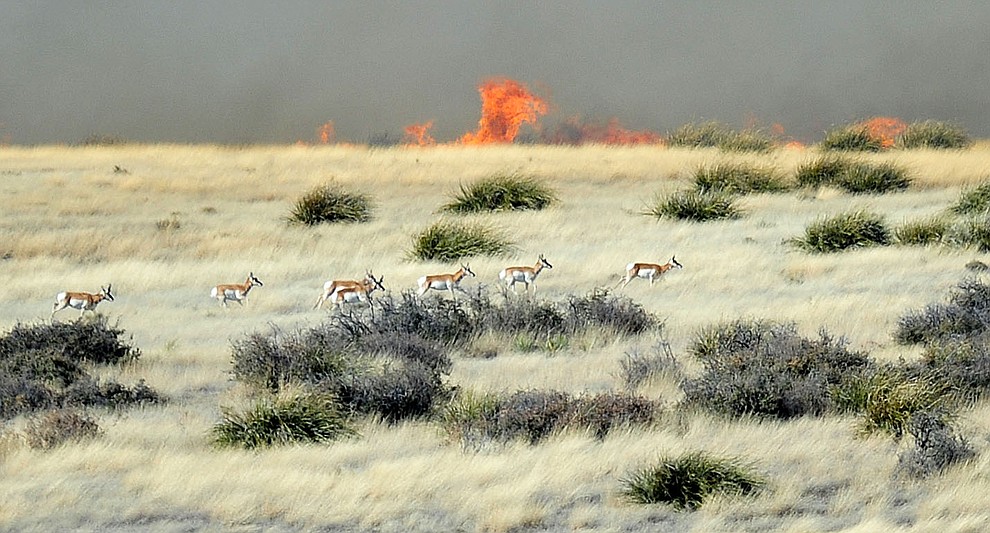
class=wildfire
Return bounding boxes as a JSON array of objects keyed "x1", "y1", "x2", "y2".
[
  {"x1": 317, "y1": 121, "x2": 336, "y2": 144},
  {"x1": 548, "y1": 116, "x2": 663, "y2": 146},
  {"x1": 404, "y1": 121, "x2": 436, "y2": 146},
  {"x1": 859, "y1": 116, "x2": 907, "y2": 148},
  {"x1": 460, "y1": 78, "x2": 548, "y2": 144}
]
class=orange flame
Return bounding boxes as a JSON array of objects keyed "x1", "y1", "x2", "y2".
[
  {"x1": 548, "y1": 116, "x2": 662, "y2": 145},
  {"x1": 859, "y1": 116, "x2": 907, "y2": 148},
  {"x1": 317, "y1": 121, "x2": 335, "y2": 144},
  {"x1": 460, "y1": 78, "x2": 548, "y2": 144},
  {"x1": 404, "y1": 121, "x2": 436, "y2": 146}
]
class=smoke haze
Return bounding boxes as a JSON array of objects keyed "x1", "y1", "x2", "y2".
[{"x1": 2, "y1": 1, "x2": 988, "y2": 144}]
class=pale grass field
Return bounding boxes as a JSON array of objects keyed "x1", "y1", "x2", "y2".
[{"x1": 1, "y1": 144, "x2": 990, "y2": 531}]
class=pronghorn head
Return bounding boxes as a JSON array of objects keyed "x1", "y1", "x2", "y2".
[
  {"x1": 670, "y1": 256, "x2": 683, "y2": 269},
  {"x1": 248, "y1": 272, "x2": 264, "y2": 287},
  {"x1": 461, "y1": 264, "x2": 476, "y2": 278},
  {"x1": 366, "y1": 271, "x2": 385, "y2": 292},
  {"x1": 102, "y1": 284, "x2": 115, "y2": 302},
  {"x1": 538, "y1": 254, "x2": 553, "y2": 269}
]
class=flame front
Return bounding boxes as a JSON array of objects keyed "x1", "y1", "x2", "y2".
[
  {"x1": 548, "y1": 116, "x2": 662, "y2": 145},
  {"x1": 860, "y1": 117, "x2": 906, "y2": 148},
  {"x1": 460, "y1": 78, "x2": 548, "y2": 144},
  {"x1": 404, "y1": 121, "x2": 436, "y2": 146},
  {"x1": 317, "y1": 121, "x2": 335, "y2": 144}
]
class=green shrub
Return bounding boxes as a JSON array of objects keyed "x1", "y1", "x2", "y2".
[
  {"x1": 24, "y1": 409, "x2": 102, "y2": 450},
  {"x1": 895, "y1": 216, "x2": 951, "y2": 246},
  {"x1": 693, "y1": 163, "x2": 788, "y2": 194},
  {"x1": 795, "y1": 156, "x2": 854, "y2": 188},
  {"x1": 682, "y1": 319, "x2": 873, "y2": 419},
  {"x1": 211, "y1": 393, "x2": 355, "y2": 449},
  {"x1": 820, "y1": 126, "x2": 884, "y2": 152},
  {"x1": 645, "y1": 190, "x2": 740, "y2": 222},
  {"x1": 441, "y1": 173, "x2": 557, "y2": 213},
  {"x1": 409, "y1": 220, "x2": 514, "y2": 262},
  {"x1": 838, "y1": 161, "x2": 911, "y2": 194},
  {"x1": 621, "y1": 452, "x2": 765, "y2": 509},
  {"x1": 288, "y1": 183, "x2": 372, "y2": 225},
  {"x1": 792, "y1": 211, "x2": 891, "y2": 253},
  {"x1": 855, "y1": 369, "x2": 948, "y2": 439},
  {"x1": 951, "y1": 182, "x2": 990, "y2": 215},
  {"x1": 897, "y1": 121, "x2": 972, "y2": 150}
]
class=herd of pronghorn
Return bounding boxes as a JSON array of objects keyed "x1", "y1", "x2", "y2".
[{"x1": 50, "y1": 256, "x2": 683, "y2": 317}]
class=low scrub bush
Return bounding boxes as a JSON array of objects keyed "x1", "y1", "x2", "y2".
[
  {"x1": 211, "y1": 393, "x2": 355, "y2": 449},
  {"x1": 693, "y1": 163, "x2": 788, "y2": 194},
  {"x1": 621, "y1": 452, "x2": 765, "y2": 509},
  {"x1": 288, "y1": 183, "x2": 372, "y2": 225},
  {"x1": 895, "y1": 217, "x2": 951, "y2": 246},
  {"x1": 619, "y1": 341, "x2": 682, "y2": 390},
  {"x1": 645, "y1": 190, "x2": 740, "y2": 222},
  {"x1": 60, "y1": 377, "x2": 162, "y2": 409},
  {"x1": 563, "y1": 289, "x2": 658, "y2": 336},
  {"x1": 0, "y1": 317, "x2": 140, "y2": 366},
  {"x1": 951, "y1": 182, "x2": 990, "y2": 215},
  {"x1": 897, "y1": 121, "x2": 972, "y2": 150},
  {"x1": 792, "y1": 210, "x2": 891, "y2": 253},
  {"x1": 897, "y1": 410, "x2": 975, "y2": 478},
  {"x1": 409, "y1": 220, "x2": 514, "y2": 262},
  {"x1": 24, "y1": 409, "x2": 102, "y2": 450},
  {"x1": 895, "y1": 278, "x2": 990, "y2": 345},
  {"x1": 682, "y1": 320, "x2": 873, "y2": 419},
  {"x1": 441, "y1": 173, "x2": 557, "y2": 213},
  {"x1": 231, "y1": 325, "x2": 352, "y2": 392},
  {"x1": 820, "y1": 126, "x2": 884, "y2": 152}
]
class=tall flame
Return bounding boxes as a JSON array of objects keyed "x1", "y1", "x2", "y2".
[
  {"x1": 548, "y1": 116, "x2": 662, "y2": 145},
  {"x1": 460, "y1": 78, "x2": 548, "y2": 144},
  {"x1": 317, "y1": 121, "x2": 335, "y2": 144},
  {"x1": 404, "y1": 121, "x2": 436, "y2": 146},
  {"x1": 859, "y1": 117, "x2": 907, "y2": 148}
]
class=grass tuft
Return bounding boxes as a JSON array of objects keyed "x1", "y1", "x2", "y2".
[
  {"x1": 666, "y1": 122, "x2": 772, "y2": 152},
  {"x1": 645, "y1": 190, "x2": 740, "y2": 222},
  {"x1": 211, "y1": 393, "x2": 356, "y2": 449},
  {"x1": 897, "y1": 121, "x2": 972, "y2": 150},
  {"x1": 288, "y1": 183, "x2": 372, "y2": 225},
  {"x1": 621, "y1": 452, "x2": 765, "y2": 509},
  {"x1": 692, "y1": 162, "x2": 788, "y2": 194},
  {"x1": 792, "y1": 210, "x2": 891, "y2": 253},
  {"x1": 409, "y1": 220, "x2": 514, "y2": 262},
  {"x1": 819, "y1": 126, "x2": 884, "y2": 152},
  {"x1": 441, "y1": 173, "x2": 557, "y2": 213}
]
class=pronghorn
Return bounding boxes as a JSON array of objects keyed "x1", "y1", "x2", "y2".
[
  {"x1": 211, "y1": 272, "x2": 264, "y2": 308},
  {"x1": 52, "y1": 285, "x2": 114, "y2": 317},
  {"x1": 417, "y1": 264, "x2": 475, "y2": 298},
  {"x1": 616, "y1": 256, "x2": 683, "y2": 289},
  {"x1": 314, "y1": 270, "x2": 380, "y2": 310},
  {"x1": 327, "y1": 272, "x2": 385, "y2": 311},
  {"x1": 499, "y1": 254, "x2": 553, "y2": 295}
]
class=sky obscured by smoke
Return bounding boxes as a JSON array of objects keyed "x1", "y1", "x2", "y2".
[{"x1": 2, "y1": 1, "x2": 988, "y2": 144}]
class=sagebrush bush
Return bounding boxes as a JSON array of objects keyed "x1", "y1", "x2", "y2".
[
  {"x1": 288, "y1": 183, "x2": 372, "y2": 225},
  {"x1": 820, "y1": 126, "x2": 884, "y2": 152},
  {"x1": 621, "y1": 452, "x2": 765, "y2": 509},
  {"x1": 897, "y1": 121, "x2": 972, "y2": 150},
  {"x1": 441, "y1": 173, "x2": 557, "y2": 213},
  {"x1": 895, "y1": 278, "x2": 990, "y2": 345},
  {"x1": 794, "y1": 156, "x2": 854, "y2": 188},
  {"x1": 211, "y1": 393, "x2": 355, "y2": 449},
  {"x1": 409, "y1": 220, "x2": 514, "y2": 262},
  {"x1": 682, "y1": 320, "x2": 873, "y2": 419},
  {"x1": 620, "y1": 341, "x2": 682, "y2": 390},
  {"x1": 24, "y1": 409, "x2": 102, "y2": 450},
  {"x1": 693, "y1": 162, "x2": 788, "y2": 194},
  {"x1": 792, "y1": 210, "x2": 891, "y2": 253},
  {"x1": 895, "y1": 217, "x2": 951, "y2": 246},
  {"x1": 918, "y1": 337, "x2": 990, "y2": 401},
  {"x1": 562, "y1": 289, "x2": 659, "y2": 336},
  {"x1": 231, "y1": 325, "x2": 352, "y2": 392},
  {"x1": 897, "y1": 410, "x2": 975, "y2": 478},
  {"x1": 645, "y1": 190, "x2": 740, "y2": 222},
  {"x1": 0, "y1": 317, "x2": 140, "y2": 366},
  {"x1": 951, "y1": 182, "x2": 990, "y2": 215}
]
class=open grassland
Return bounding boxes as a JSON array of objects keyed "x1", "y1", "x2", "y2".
[{"x1": 3, "y1": 144, "x2": 990, "y2": 531}]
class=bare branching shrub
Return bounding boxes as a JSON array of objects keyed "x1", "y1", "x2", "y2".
[
  {"x1": 24, "y1": 409, "x2": 102, "y2": 450},
  {"x1": 620, "y1": 340, "x2": 682, "y2": 390},
  {"x1": 897, "y1": 410, "x2": 975, "y2": 478}
]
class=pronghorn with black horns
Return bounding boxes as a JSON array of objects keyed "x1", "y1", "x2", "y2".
[
  {"x1": 616, "y1": 256, "x2": 682, "y2": 289},
  {"x1": 52, "y1": 284, "x2": 114, "y2": 317},
  {"x1": 314, "y1": 270, "x2": 380, "y2": 310},
  {"x1": 326, "y1": 272, "x2": 385, "y2": 312},
  {"x1": 499, "y1": 254, "x2": 553, "y2": 295},
  {"x1": 417, "y1": 264, "x2": 475, "y2": 299},
  {"x1": 211, "y1": 272, "x2": 264, "y2": 308}
]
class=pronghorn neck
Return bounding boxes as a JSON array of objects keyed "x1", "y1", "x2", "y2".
[{"x1": 452, "y1": 268, "x2": 467, "y2": 282}]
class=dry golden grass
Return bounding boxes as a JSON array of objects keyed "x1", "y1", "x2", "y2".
[{"x1": 2, "y1": 143, "x2": 990, "y2": 531}]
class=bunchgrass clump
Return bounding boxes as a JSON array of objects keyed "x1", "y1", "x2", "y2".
[
  {"x1": 409, "y1": 220, "x2": 514, "y2": 262},
  {"x1": 855, "y1": 369, "x2": 949, "y2": 439},
  {"x1": 666, "y1": 122, "x2": 772, "y2": 152},
  {"x1": 621, "y1": 452, "x2": 765, "y2": 509},
  {"x1": 792, "y1": 211, "x2": 891, "y2": 253},
  {"x1": 895, "y1": 216, "x2": 951, "y2": 246},
  {"x1": 441, "y1": 173, "x2": 557, "y2": 213},
  {"x1": 645, "y1": 190, "x2": 740, "y2": 222},
  {"x1": 838, "y1": 161, "x2": 911, "y2": 194},
  {"x1": 288, "y1": 183, "x2": 372, "y2": 225},
  {"x1": 951, "y1": 182, "x2": 990, "y2": 215},
  {"x1": 211, "y1": 393, "x2": 356, "y2": 449},
  {"x1": 23, "y1": 409, "x2": 103, "y2": 450},
  {"x1": 692, "y1": 162, "x2": 788, "y2": 194},
  {"x1": 819, "y1": 126, "x2": 884, "y2": 152},
  {"x1": 897, "y1": 121, "x2": 972, "y2": 150},
  {"x1": 795, "y1": 156, "x2": 854, "y2": 188}
]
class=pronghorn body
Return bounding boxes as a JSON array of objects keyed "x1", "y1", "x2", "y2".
[
  {"x1": 618, "y1": 256, "x2": 682, "y2": 288},
  {"x1": 417, "y1": 264, "x2": 475, "y2": 298},
  {"x1": 211, "y1": 272, "x2": 263, "y2": 308},
  {"x1": 52, "y1": 285, "x2": 114, "y2": 317},
  {"x1": 314, "y1": 271, "x2": 378, "y2": 310},
  {"x1": 327, "y1": 273, "x2": 384, "y2": 311},
  {"x1": 499, "y1": 254, "x2": 552, "y2": 295}
]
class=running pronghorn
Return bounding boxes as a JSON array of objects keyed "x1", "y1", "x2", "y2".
[
  {"x1": 314, "y1": 270, "x2": 380, "y2": 310},
  {"x1": 616, "y1": 256, "x2": 683, "y2": 289},
  {"x1": 52, "y1": 285, "x2": 114, "y2": 317},
  {"x1": 211, "y1": 272, "x2": 264, "y2": 308},
  {"x1": 326, "y1": 272, "x2": 385, "y2": 312},
  {"x1": 499, "y1": 254, "x2": 553, "y2": 295},
  {"x1": 417, "y1": 264, "x2": 475, "y2": 298}
]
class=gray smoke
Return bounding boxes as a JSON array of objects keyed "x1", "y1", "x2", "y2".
[{"x1": 2, "y1": 1, "x2": 988, "y2": 144}]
